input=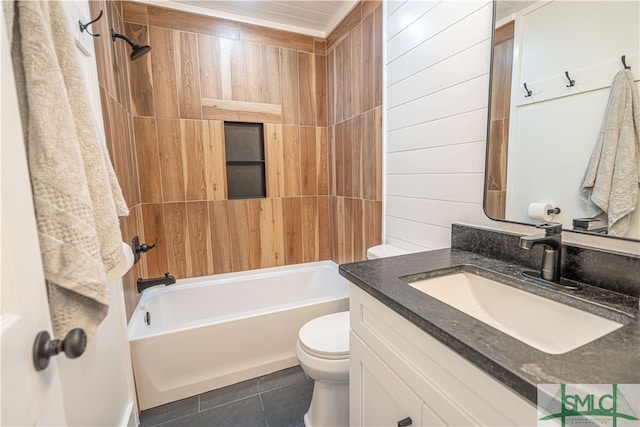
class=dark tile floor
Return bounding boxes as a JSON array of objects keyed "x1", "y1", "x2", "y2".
[{"x1": 139, "y1": 366, "x2": 313, "y2": 427}]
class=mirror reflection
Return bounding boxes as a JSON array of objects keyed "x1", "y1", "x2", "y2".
[{"x1": 485, "y1": 1, "x2": 640, "y2": 240}]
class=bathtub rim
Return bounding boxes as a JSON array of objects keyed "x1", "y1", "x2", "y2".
[{"x1": 128, "y1": 260, "x2": 348, "y2": 341}]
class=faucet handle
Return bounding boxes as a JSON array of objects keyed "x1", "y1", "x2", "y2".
[{"x1": 536, "y1": 222, "x2": 563, "y2": 236}]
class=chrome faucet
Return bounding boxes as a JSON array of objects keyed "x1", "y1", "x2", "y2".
[
  {"x1": 519, "y1": 223, "x2": 563, "y2": 283},
  {"x1": 137, "y1": 272, "x2": 176, "y2": 293}
]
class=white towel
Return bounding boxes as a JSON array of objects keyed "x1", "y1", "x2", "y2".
[
  {"x1": 5, "y1": 1, "x2": 129, "y2": 340},
  {"x1": 581, "y1": 69, "x2": 640, "y2": 236}
]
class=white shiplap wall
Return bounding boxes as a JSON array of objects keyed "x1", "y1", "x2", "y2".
[
  {"x1": 383, "y1": 0, "x2": 640, "y2": 256},
  {"x1": 385, "y1": 0, "x2": 494, "y2": 252}
]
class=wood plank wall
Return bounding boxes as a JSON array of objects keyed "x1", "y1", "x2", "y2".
[
  {"x1": 327, "y1": 1, "x2": 383, "y2": 264},
  {"x1": 91, "y1": 0, "x2": 382, "y2": 319}
]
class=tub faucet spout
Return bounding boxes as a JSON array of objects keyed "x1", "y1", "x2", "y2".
[
  {"x1": 137, "y1": 272, "x2": 175, "y2": 293},
  {"x1": 519, "y1": 223, "x2": 562, "y2": 283}
]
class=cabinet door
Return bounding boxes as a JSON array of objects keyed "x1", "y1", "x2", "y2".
[{"x1": 351, "y1": 332, "x2": 437, "y2": 427}]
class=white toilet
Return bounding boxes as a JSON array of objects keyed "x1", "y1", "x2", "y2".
[{"x1": 296, "y1": 244, "x2": 408, "y2": 426}]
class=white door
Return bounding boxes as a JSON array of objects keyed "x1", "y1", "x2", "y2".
[{"x1": 1, "y1": 8, "x2": 67, "y2": 425}]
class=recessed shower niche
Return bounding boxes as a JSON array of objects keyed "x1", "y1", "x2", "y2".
[{"x1": 224, "y1": 122, "x2": 266, "y2": 199}]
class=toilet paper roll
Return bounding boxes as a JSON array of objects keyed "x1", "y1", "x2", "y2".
[
  {"x1": 106, "y1": 242, "x2": 135, "y2": 281},
  {"x1": 527, "y1": 203, "x2": 555, "y2": 222}
]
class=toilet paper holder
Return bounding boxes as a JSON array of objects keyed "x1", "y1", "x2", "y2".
[
  {"x1": 132, "y1": 235, "x2": 156, "y2": 264},
  {"x1": 547, "y1": 207, "x2": 561, "y2": 215}
]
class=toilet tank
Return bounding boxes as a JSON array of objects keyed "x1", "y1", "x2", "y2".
[{"x1": 366, "y1": 244, "x2": 408, "y2": 259}]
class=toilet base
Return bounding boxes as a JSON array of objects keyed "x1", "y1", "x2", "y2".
[{"x1": 303, "y1": 380, "x2": 349, "y2": 427}]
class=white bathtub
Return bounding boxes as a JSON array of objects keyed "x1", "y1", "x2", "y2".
[{"x1": 128, "y1": 260, "x2": 350, "y2": 410}]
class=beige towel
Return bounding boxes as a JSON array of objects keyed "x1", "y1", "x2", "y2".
[
  {"x1": 581, "y1": 69, "x2": 640, "y2": 236},
  {"x1": 5, "y1": 1, "x2": 129, "y2": 340}
]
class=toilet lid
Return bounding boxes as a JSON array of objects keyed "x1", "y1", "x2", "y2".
[{"x1": 298, "y1": 311, "x2": 349, "y2": 360}]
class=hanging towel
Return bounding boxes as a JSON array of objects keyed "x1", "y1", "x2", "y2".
[
  {"x1": 4, "y1": 1, "x2": 129, "y2": 340},
  {"x1": 581, "y1": 69, "x2": 640, "y2": 236}
]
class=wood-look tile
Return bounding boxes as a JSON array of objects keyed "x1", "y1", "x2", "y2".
[
  {"x1": 180, "y1": 120, "x2": 207, "y2": 200},
  {"x1": 177, "y1": 32, "x2": 202, "y2": 119},
  {"x1": 343, "y1": 197, "x2": 354, "y2": 263},
  {"x1": 147, "y1": 5, "x2": 240, "y2": 39},
  {"x1": 313, "y1": 39, "x2": 326, "y2": 56},
  {"x1": 334, "y1": 43, "x2": 344, "y2": 123},
  {"x1": 163, "y1": 202, "x2": 188, "y2": 278},
  {"x1": 141, "y1": 203, "x2": 168, "y2": 278},
  {"x1": 300, "y1": 126, "x2": 317, "y2": 196},
  {"x1": 201, "y1": 99, "x2": 282, "y2": 123},
  {"x1": 209, "y1": 201, "x2": 233, "y2": 273},
  {"x1": 329, "y1": 197, "x2": 338, "y2": 261},
  {"x1": 186, "y1": 201, "x2": 213, "y2": 277},
  {"x1": 363, "y1": 200, "x2": 377, "y2": 256},
  {"x1": 280, "y1": 49, "x2": 299, "y2": 125},
  {"x1": 373, "y1": 6, "x2": 383, "y2": 108},
  {"x1": 240, "y1": 23, "x2": 314, "y2": 53},
  {"x1": 315, "y1": 54, "x2": 327, "y2": 127},
  {"x1": 228, "y1": 200, "x2": 251, "y2": 272},
  {"x1": 157, "y1": 118, "x2": 185, "y2": 201},
  {"x1": 334, "y1": 197, "x2": 345, "y2": 263},
  {"x1": 198, "y1": 34, "x2": 223, "y2": 100},
  {"x1": 203, "y1": 120, "x2": 227, "y2": 200},
  {"x1": 334, "y1": 122, "x2": 344, "y2": 196},
  {"x1": 374, "y1": 106, "x2": 383, "y2": 201},
  {"x1": 352, "y1": 198, "x2": 364, "y2": 261},
  {"x1": 298, "y1": 52, "x2": 316, "y2": 126},
  {"x1": 361, "y1": 12, "x2": 374, "y2": 113},
  {"x1": 221, "y1": 38, "x2": 244, "y2": 101},
  {"x1": 352, "y1": 115, "x2": 363, "y2": 199},
  {"x1": 247, "y1": 199, "x2": 262, "y2": 269},
  {"x1": 265, "y1": 123, "x2": 284, "y2": 198},
  {"x1": 341, "y1": 34, "x2": 353, "y2": 120},
  {"x1": 362, "y1": 109, "x2": 376, "y2": 200},
  {"x1": 283, "y1": 126, "x2": 301, "y2": 197},
  {"x1": 301, "y1": 197, "x2": 318, "y2": 263},
  {"x1": 283, "y1": 197, "x2": 302, "y2": 265},
  {"x1": 328, "y1": 125, "x2": 336, "y2": 195},
  {"x1": 318, "y1": 196, "x2": 330, "y2": 260},
  {"x1": 327, "y1": 3, "x2": 361, "y2": 50},
  {"x1": 122, "y1": 1, "x2": 148, "y2": 25},
  {"x1": 316, "y1": 127, "x2": 328, "y2": 195},
  {"x1": 261, "y1": 45, "x2": 281, "y2": 105},
  {"x1": 374, "y1": 200, "x2": 382, "y2": 244},
  {"x1": 242, "y1": 42, "x2": 263, "y2": 103},
  {"x1": 133, "y1": 117, "x2": 162, "y2": 203},
  {"x1": 343, "y1": 119, "x2": 353, "y2": 197},
  {"x1": 270, "y1": 198, "x2": 285, "y2": 266},
  {"x1": 351, "y1": 22, "x2": 363, "y2": 117},
  {"x1": 327, "y1": 51, "x2": 335, "y2": 126},
  {"x1": 149, "y1": 26, "x2": 179, "y2": 118},
  {"x1": 124, "y1": 113, "x2": 142, "y2": 206},
  {"x1": 362, "y1": 0, "x2": 381, "y2": 19}
]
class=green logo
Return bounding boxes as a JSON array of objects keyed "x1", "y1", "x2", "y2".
[{"x1": 538, "y1": 384, "x2": 640, "y2": 427}]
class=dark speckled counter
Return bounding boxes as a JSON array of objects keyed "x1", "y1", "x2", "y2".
[{"x1": 339, "y1": 226, "x2": 640, "y2": 404}]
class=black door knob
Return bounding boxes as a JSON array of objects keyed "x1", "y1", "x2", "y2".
[{"x1": 33, "y1": 328, "x2": 87, "y2": 371}]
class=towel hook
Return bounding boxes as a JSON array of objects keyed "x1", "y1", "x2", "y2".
[
  {"x1": 523, "y1": 82, "x2": 532, "y2": 97},
  {"x1": 564, "y1": 71, "x2": 575, "y2": 87},
  {"x1": 79, "y1": 9, "x2": 103, "y2": 37},
  {"x1": 622, "y1": 55, "x2": 631, "y2": 70}
]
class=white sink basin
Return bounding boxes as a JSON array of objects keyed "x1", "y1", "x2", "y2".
[{"x1": 408, "y1": 272, "x2": 622, "y2": 354}]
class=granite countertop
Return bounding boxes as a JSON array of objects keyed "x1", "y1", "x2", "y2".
[{"x1": 339, "y1": 248, "x2": 640, "y2": 404}]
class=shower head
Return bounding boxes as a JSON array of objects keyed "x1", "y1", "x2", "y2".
[{"x1": 111, "y1": 29, "x2": 151, "y2": 61}]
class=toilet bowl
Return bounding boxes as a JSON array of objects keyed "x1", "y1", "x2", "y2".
[
  {"x1": 296, "y1": 311, "x2": 350, "y2": 427},
  {"x1": 297, "y1": 245, "x2": 407, "y2": 426}
]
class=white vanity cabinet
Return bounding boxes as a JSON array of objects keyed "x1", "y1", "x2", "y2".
[{"x1": 349, "y1": 285, "x2": 537, "y2": 427}]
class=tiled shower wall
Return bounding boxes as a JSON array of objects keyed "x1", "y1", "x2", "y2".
[
  {"x1": 327, "y1": 1, "x2": 383, "y2": 264},
  {"x1": 91, "y1": 1, "x2": 382, "y2": 319}
]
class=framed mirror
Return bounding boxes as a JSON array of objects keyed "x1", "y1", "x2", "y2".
[{"x1": 485, "y1": 0, "x2": 640, "y2": 241}]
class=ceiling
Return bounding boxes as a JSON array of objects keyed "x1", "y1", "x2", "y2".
[
  {"x1": 147, "y1": 0, "x2": 359, "y2": 37},
  {"x1": 495, "y1": 1, "x2": 538, "y2": 22}
]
